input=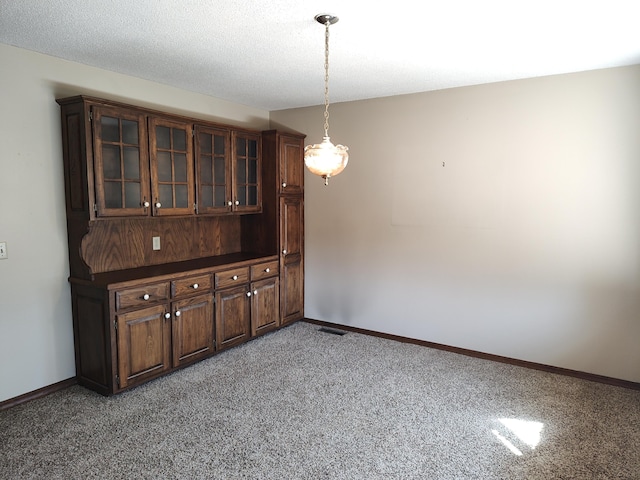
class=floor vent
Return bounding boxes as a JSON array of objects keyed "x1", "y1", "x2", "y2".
[{"x1": 318, "y1": 327, "x2": 347, "y2": 336}]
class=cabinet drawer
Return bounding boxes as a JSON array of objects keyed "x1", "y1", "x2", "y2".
[
  {"x1": 115, "y1": 282, "x2": 169, "y2": 311},
  {"x1": 251, "y1": 260, "x2": 279, "y2": 281},
  {"x1": 172, "y1": 274, "x2": 212, "y2": 298},
  {"x1": 215, "y1": 267, "x2": 249, "y2": 289}
]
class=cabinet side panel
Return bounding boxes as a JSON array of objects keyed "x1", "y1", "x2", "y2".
[
  {"x1": 65, "y1": 112, "x2": 87, "y2": 213},
  {"x1": 73, "y1": 289, "x2": 110, "y2": 391}
]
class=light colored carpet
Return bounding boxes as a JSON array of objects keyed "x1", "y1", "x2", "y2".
[{"x1": 1, "y1": 321, "x2": 639, "y2": 479}]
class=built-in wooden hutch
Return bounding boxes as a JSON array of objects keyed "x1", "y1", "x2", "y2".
[{"x1": 57, "y1": 96, "x2": 305, "y2": 395}]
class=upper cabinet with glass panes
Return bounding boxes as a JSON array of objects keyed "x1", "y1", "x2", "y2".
[{"x1": 57, "y1": 96, "x2": 262, "y2": 219}]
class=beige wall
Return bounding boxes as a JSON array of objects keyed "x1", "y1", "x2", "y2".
[
  {"x1": 0, "y1": 44, "x2": 270, "y2": 402},
  {"x1": 1, "y1": 42, "x2": 638, "y2": 403},
  {"x1": 272, "y1": 65, "x2": 640, "y2": 383}
]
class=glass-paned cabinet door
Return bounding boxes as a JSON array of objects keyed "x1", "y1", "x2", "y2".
[
  {"x1": 149, "y1": 117, "x2": 194, "y2": 216},
  {"x1": 194, "y1": 125, "x2": 231, "y2": 214},
  {"x1": 92, "y1": 106, "x2": 150, "y2": 217},
  {"x1": 233, "y1": 131, "x2": 261, "y2": 213}
]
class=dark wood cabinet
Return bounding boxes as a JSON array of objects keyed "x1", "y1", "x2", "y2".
[
  {"x1": 215, "y1": 259, "x2": 280, "y2": 349},
  {"x1": 70, "y1": 254, "x2": 280, "y2": 394},
  {"x1": 57, "y1": 96, "x2": 262, "y2": 221},
  {"x1": 58, "y1": 95, "x2": 305, "y2": 395},
  {"x1": 260, "y1": 131, "x2": 306, "y2": 325}
]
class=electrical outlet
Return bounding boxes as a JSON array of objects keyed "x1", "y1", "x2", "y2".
[
  {"x1": 152, "y1": 236, "x2": 161, "y2": 251},
  {"x1": 0, "y1": 242, "x2": 7, "y2": 259}
]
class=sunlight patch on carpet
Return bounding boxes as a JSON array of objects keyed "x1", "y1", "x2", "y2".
[{"x1": 492, "y1": 418, "x2": 544, "y2": 456}]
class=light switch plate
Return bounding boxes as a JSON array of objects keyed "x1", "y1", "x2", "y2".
[
  {"x1": 0, "y1": 242, "x2": 7, "y2": 259},
  {"x1": 152, "y1": 236, "x2": 161, "y2": 251}
]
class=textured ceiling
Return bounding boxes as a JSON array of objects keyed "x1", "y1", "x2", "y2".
[{"x1": 1, "y1": 0, "x2": 639, "y2": 111}]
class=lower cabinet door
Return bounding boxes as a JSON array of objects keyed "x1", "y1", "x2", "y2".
[
  {"x1": 116, "y1": 304, "x2": 171, "y2": 389},
  {"x1": 251, "y1": 277, "x2": 279, "y2": 336},
  {"x1": 281, "y1": 257, "x2": 303, "y2": 325},
  {"x1": 172, "y1": 293, "x2": 214, "y2": 368},
  {"x1": 215, "y1": 284, "x2": 251, "y2": 350}
]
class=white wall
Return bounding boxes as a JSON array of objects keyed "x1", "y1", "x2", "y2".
[
  {"x1": 0, "y1": 44, "x2": 270, "y2": 403},
  {"x1": 272, "y1": 65, "x2": 640, "y2": 383}
]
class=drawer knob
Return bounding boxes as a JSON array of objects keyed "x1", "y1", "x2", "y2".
[
  {"x1": 143, "y1": 201, "x2": 150, "y2": 208},
  {"x1": 143, "y1": 294, "x2": 150, "y2": 300},
  {"x1": 282, "y1": 249, "x2": 287, "y2": 255},
  {"x1": 246, "y1": 291, "x2": 252, "y2": 297},
  {"x1": 265, "y1": 268, "x2": 270, "y2": 273},
  {"x1": 232, "y1": 275, "x2": 238, "y2": 280},
  {"x1": 175, "y1": 310, "x2": 181, "y2": 317},
  {"x1": 155, "y1": 202, "x2": 162, "y2": 208},
  {"x1": 282, "y1": 182, "x2": 287, "y2": 188},
  {"x1": 253, "y1": 289, "x2": 258, "y2": 295},
  {"x1": 164, "y1": 313, "x2": 171, "y2": 319},
  {"x1": 192, "y1": 283, "x2": 199, "y2": 289}
]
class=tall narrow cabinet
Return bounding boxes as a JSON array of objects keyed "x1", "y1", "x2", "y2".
[{"x1": 254, "y1": 130, "x2": 305, "y2": 325}]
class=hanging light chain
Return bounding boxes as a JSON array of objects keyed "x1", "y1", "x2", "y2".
[
  {"x1": 323, "y1": 19, "x2": 330, "y2": 137},
  {"x1": 304, "y1": 14, "x2": 349, "y2": 186}
]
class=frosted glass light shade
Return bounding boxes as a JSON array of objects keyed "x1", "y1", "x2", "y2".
[{"x1": 304, "y1": 136, "x2": 349, "y2": 184}]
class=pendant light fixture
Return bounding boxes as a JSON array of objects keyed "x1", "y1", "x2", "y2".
[{"x1": 304, "y1": 14, "x2": 349, "y2": 186}]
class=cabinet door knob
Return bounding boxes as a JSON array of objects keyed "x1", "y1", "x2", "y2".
[
  {"x1": 164, "y1": 313, "x2": 171, "y2": 319},
  {"x1": 155, "y1": 202, "x2": 161, "y2": 208},
  {"x1": 143, "y1": 201, "x2": 150, "y2": 208},
  {"x1": 282, "y1": 182, "x2": 287, "y2": 188},
  {"x1": 235, "y1": 200, "x2": 240, "y2": 206},
  {"x1": 253, "y1": 289, "x2": 258, "y2": 295},
  {"x1": 175, "y1": 310, "x2": 181, "y2": 317},
  {"x1": 265, "y1": 268, "x2": 270, "y2": 273},
  {"x1": 143, "y1": 294, "x2": 150, "y2": 300},
  {"x1": 227, "y1": 201, "x2": 232, "y2": 206},
  {"x1": 282, "y1": 249, "x2": 287, "y2": 255},
  {"x1": 232, "y1": 275, "x2": 238, "y2": 280},
  {"x1": 246, "y1": 292, "x2": 252, "y2": 297},
  {"x1": 192, "y1": 283, "x2": 199, "y2": 289}
]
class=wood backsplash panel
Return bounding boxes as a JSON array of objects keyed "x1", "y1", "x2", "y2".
[
  {"x1": 202, "y1": 215, "x2": 242, "y2": 256},
  {"x1": 81, "y1": 216, "x2": 243, "y2": 274},
  {"x1": 146, "y1": 217, "x2": 197, "y2": 265}
]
